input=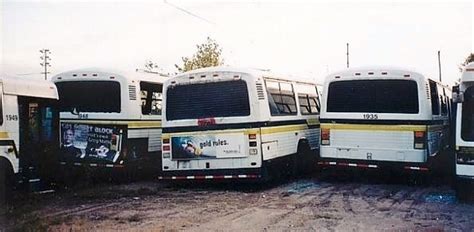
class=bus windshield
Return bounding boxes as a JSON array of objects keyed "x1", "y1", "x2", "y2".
[
  {"x1": 461, "y1": 86, "x2": 474, "y2": 141},
  {"x1": 166, "y1": 80, "x2": 250, "y2": 120},
  {"x1": 326, "y1": 79, "x2": 419, "y2": 114},
  {"x1": 56, "y1": 81, "x2": 121, "y2": 113}
]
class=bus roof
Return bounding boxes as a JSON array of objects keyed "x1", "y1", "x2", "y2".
[
  {"x1": 171, "y1": 66, "x2": 320, "y2": 86},
  {"x1": 52, "y1": 68, "x2": 168, "y2": 84},
  {"x1": 325, "y1": 66, "x2": 427, "y2": 81},
  {"x1": 461, "y1": 62, "x2": 474, "y2": 82},
  {"x1": 0, "y1": 75, "x2": 58, "y2": 99},
  {"x1": 173, "y1": 66, "x2": 265, "y2": 78}
]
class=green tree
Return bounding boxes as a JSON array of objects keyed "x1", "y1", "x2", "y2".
[
  {"x1": 460, "y1": 53, "x2": 474, "y2": 72},
  {"x1": 175, "y1": 37, "x2": 224, "y2": 73}
]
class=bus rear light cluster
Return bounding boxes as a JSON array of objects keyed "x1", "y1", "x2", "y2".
[
  {"x1": 248, "y1": 133, "x2": 258, "y2": 155},
  {"x1": 162, "y1": 138, "x2": 171, "y2": 158},
  {"x1": 321, "y1": 128, "x2": 330, "y2": 145},
  {"x1": 414, "y1": 131, "x2": 425, "y2": 149}
]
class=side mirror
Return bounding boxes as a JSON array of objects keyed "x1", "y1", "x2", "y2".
[{"x1": 452, "y1": 86, "x2": 464, "y2": 103}]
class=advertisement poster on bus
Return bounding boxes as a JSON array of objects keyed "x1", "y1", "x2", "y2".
[
  {"x1": 171, "y1": 134, "x2": 246, "y2": 159},
  {"x1": 60, "y1": 123, "x2": 122, "y2": 163}
]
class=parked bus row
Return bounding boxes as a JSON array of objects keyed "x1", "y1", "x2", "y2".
[{"x1": 1, "y1": 64, "x2": 473, "y2": 202}]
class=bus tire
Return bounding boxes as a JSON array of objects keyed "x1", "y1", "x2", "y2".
[
  {"x1": 297, "y1": 140, "x2": 312, "y2": 175},
  {"x1": 0, "y1": 160, "x2": 14, "y2": 212},
  {"x1": 455, "y1": 177, "x2": 474, "y2": 202}
]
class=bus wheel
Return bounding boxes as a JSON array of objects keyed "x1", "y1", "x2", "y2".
[
  {"x1": 455, "y1": 177, "x2": 474, "y2": 202},
  {"x1": 297, "y1": 140, "x2": 312, "y2": 175},
  {"x1": 0, "y1": 160, "x2": 14, "y2": 212}
]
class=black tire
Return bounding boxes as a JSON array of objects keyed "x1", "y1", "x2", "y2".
[
  {"x1": 297, "y1": 141, "x2": 312, "y2": 175},
  {"x1": 455, "y1": 177, "x2": 474, "y2": 202},
  {"x1": 0, "y1": 160, "x2": 14, "y2": 213}
]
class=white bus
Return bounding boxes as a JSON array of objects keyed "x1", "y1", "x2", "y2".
[
  {"x1": 452, "y1": 62, "x2": 474, "y2": 200},
  {"x1": 0, "y1": 76, "x2": 59, "y2": 202},
  {"x1": 52, "y1": 69, "x2": 167, "y2": 178},
  {"x1": 318, "y1": 67, "x2": 451, "y2": 172},
  {"x1": 160, "y1": 67, "x2": 321, "y2": 181}
]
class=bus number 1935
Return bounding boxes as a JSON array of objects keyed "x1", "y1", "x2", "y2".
[{"x1": 363, "y1": 114, "x2": 378, "y2": 120}]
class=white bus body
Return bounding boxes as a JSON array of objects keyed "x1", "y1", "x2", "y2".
[
  {"x1": 0, "y1": 76, "x2": 59, "y2": 190},
  {"x1": 160, "y1": 67, "x2": 321, "y2": 181},
  {"x1": 319, "y1": 67, "x2": 451, "y2": 171},
  {"x1": 453, "y1": 62, "x2": 474, "y2": 200},
  {"x1": 52, "y1": 69, "x2": 167, "y2": 173}
]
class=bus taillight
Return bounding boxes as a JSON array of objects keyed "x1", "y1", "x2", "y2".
[
  {"x1": 321, "y1": 128, "x2": 330, "y2": 145},
  {"x1": 414, "y1": 131, "x2": 425, "y2": 149}
]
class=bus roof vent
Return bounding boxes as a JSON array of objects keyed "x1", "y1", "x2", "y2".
[
  {"x1": 129, "y1": 85, "x2": 137, "y2": 100},
  {"x1": 256, "y1": 82, "x2": 265, "y2": 100}
]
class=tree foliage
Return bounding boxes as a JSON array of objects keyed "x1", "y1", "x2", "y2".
[
  {"x1": 460, "y1": 53, "x2": 474, "y2": 72},
  {"x1": 175, "y1": 37, "x2": 224, "y2": 73}
]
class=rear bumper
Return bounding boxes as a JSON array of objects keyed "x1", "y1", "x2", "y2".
[
  {"x1": 159, "y1": 167, "x2": 262, "y2": 180},
  {"x1": 317, "y1": 157, "x2": 432, "y2": 171},
  {"x1": 320, "y1": 146, "x2": 426, "y2": 163}
]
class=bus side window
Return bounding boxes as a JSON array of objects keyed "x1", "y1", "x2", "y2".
[
  {"x1": 265, "y1": 80, "x2": 297, "y2": 116},
  {"x1": 140, "y1": 82, "x2": 163, "y2": 115},
  {"x1": 296, "y1": 84, "x2": 319, "y2": 115},
  {"x1": 429, "y1": 81, "x2": 440, "y2": 115}
]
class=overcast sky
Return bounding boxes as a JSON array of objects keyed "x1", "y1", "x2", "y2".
[{"x1": 1, "y1": 0, "x2": 472, "y2": 85}]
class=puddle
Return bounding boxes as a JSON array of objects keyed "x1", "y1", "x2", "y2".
[
  {"x1": 284, "y1": 180, "x2": 321, "y2": 195},
  {"x1": 423, "y1": 192, "x2": 457, "y2": 204}
]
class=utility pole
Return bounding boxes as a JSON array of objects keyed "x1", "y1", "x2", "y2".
[
  {"x1": 438, "y1": 50, "x2": 442, "y2": 82},
  {"x1": 40, "y1": 49, "x2": 51, "y2": 80},
  {"x1": 346, "y1": 43, "x2": 349, "y2": 68}
]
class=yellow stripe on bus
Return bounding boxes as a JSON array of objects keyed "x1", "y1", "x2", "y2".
[
  {"x1": 0, "y1": 132, "x2": 9, "y2": 139},
  {"x1": 260, "y1": 124, "x2": 308, "y2": 134},
  {"x1": 162, "y1": 124, "x2": 310, "y2": 138},
  {"x1": 60, "y1": 120, "x2": 162, "y2": 128},
  {"x1": 320, "y1": 123, "x2": 427, "y2": 132}
]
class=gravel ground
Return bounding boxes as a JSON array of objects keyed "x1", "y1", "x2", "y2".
[{"x1": 1, "y1": 169, "x2": 473, "y2": 231}]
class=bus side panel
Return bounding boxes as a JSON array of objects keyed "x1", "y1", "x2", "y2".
[{"x1": 1, "y1": 94, "x2": 20, "y2": 174}]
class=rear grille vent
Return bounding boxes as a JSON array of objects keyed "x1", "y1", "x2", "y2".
[
  {"x1": 129, "y1": 85, "x2": 137, "y2": 100},
  {"x1": 256, "y1": 82, "x2": 265, "y2": 100},
  {"x1": 426, "y1": 84, "x2": 430, "y2": 99}
]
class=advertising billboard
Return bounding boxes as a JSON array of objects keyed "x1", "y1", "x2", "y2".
[
  {"x1": 60, "y1": 123, "x2": 122, "y2": 163},
  {"x1": 171, "y1": 133, "x2": 246, "y2": 160}
]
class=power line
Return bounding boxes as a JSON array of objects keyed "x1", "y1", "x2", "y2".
[{"x1": 163, "y1": 0, "x2": 216, "y2": 25}]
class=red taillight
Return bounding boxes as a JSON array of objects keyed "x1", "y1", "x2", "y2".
[
  {"x1": 163, "y1": 145, "x2": 170, "y2": 151},
  {"x1": 414, "y1": 131, "x2": 425, "y2": 149},
  {"x1": 248, "y1": 134, "x2": 257, "y2": 140},
  {"x1": 163, "y1": 138, "x2": 170, "y2": 144},
  {"x1": 321, "y1": 128, "x2": 330, "y2": 145}
]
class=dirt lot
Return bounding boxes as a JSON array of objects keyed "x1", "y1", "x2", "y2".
[{"x1": 1, "y1": 170, "x2": 473, "y2": 231}]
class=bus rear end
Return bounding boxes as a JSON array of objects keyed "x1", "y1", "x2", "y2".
[
  {"x1": 319, "y1": 70, "x2": 434, "y2": 170},
  {"x1": 453, "y1": 63, "x2": 474, "y2": 200},
  {"x1": 161, "y1": 69, "x2": 264, "y2": 180}
]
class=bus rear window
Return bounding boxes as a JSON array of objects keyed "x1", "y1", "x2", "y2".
[
  {"x1": 56, "y1": 81, "x2": 121, "y2": 113},
  {"x1": 166, "y1": 80, "x2": 250, "y2": 120},
  {"x1": 327, "y1": 80, "x2": 419, "y2": 114},
  {"x1": 461, "y1": 86, "x2": 474, "y2": 141}
]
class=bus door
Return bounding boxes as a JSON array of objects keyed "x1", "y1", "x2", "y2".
[{"x1": 18, "y1": 97, "x2": 59, "y2": 181}]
